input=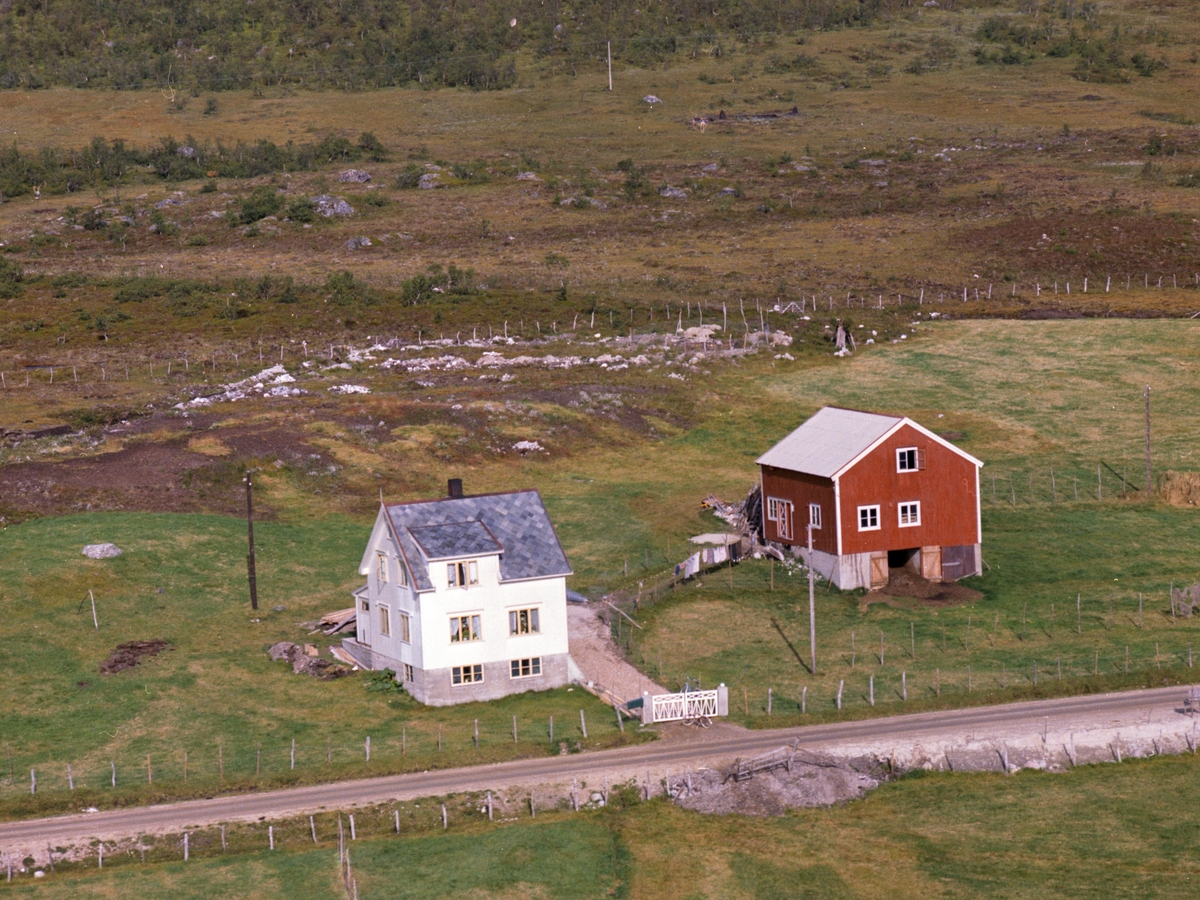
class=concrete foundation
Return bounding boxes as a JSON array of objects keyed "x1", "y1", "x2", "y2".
[
  {"x1": 341, "y1": 639, "x2": 571, "y2": 706},
  {"x1": 797, "y1": 544, "x2": 981, "y2": 591}
]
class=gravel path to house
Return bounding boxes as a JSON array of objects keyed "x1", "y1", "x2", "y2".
[{"x1": 567, "y1": 603, "x2": 668, "y2": 703}]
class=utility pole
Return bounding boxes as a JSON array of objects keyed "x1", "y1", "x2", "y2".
[
  {"x1": 807, "y1": 523, "x2": 817, "y2": 675},
  {"x1": 607, "y1": 41, "x2": 613, "y2": 91},
  {"x1": 1145, "y1": 384, "x2": 1152, "y2": 494},
  {"x1": 245, "y1": 472, "x2": 258, "y2": 611}
]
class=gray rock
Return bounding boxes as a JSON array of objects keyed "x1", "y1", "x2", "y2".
[
  {"x1": 717, "y1": 187, "x2": 738, "y2": 197},
  {"x1": 643, "y1": 94, "x2": 663, "y2": 104},
  {"x1": 417, "y1": 173, "x2": 443, "y2": 190},
  {"x1": 268, "y1": 641, "x2": 298, "y2": 661},
  {"x1": 338, "y1": 169, "x2": 372, "y2": 183},
  {"x1": 658, "y1": 186, "x2": 688, "y2": 199},
  {"x1": 701, "y1": 163, "x2": 720, "y2": 173},
  {"x1": 515, "y1": 171, "x2": 540, "y2": 181},
  {"x1": 155, "y1": 196, "x2": 184, "y2": 209},
  {"x1": 345, "y1": 236, "x2": 372, "y2": 250},
  {"x1": 312, "y1": 195, "x2": 355, "y2": 217},
  {"x1": 176, "y1": 146, "x2": 197, "y2": 158},
  {"x1": 82, "y1": 543, "x2": 123, "y2": 559}
]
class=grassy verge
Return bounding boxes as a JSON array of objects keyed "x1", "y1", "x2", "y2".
[{"x1": 7, "y1": 751, "x2": 1200, "y2": 898}]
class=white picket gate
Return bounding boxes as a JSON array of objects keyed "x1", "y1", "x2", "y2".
[{"x1": 641, "y1": 685, "x2": 728, "y2": 724}]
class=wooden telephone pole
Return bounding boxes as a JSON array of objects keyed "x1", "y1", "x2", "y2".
[
  {"x1": 246, "y1": 472, "x2": 258, "y2": 611},
  {"x1": 807, "y1": 523, "x2": 817, "y2": 675},
  {"x1": 1145, "y1": 384, "x2": 1152, "y2": 494}
]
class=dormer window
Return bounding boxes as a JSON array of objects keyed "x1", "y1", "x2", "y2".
[
  {"x1": 377, "y1": 552, "x2": 388, "y2": 583},
  {"x1": 448, "y1": 560, "x2": 480, "y2": 588}
]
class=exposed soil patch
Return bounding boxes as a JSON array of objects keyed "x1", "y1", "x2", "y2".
[
  {"x1": 958, "y1": 212, "x2": 1200, "y2": 282},
  {"x1": 875, "y1": 569, "x2": 982, "y2": 606},
  {"x1": 0, "y1": 441, "x2": 223, "y2": 518},
  {"x1": 99, "y1": 639, "x2": 170, "y2": 674},
  {"x1": 671, "y1": 751, "x2": 889, "y2": 816}
]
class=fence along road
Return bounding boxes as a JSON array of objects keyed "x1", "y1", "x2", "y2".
[{"x1": 0, "y1": 685, "x2": 1190, "y2": 848}]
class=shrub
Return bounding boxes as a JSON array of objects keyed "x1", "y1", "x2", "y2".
[
  {"x1": 239, "y1": 185, "x2": 283, "y2": 224},
  {"x1": 0, "y1": 258, "x2": 22, "y2": 298}
]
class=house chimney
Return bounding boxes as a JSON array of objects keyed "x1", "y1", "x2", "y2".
[{"x1": 447, "y1": 478, "x2": 464, "y2": 499}]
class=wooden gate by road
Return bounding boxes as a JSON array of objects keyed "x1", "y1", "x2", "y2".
[{"x1": 640, "y1": 685, "x2": 729, "y2": 725}]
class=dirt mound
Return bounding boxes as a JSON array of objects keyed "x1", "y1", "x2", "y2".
[
  {"x1": 880, "y1": 569, "x2": 982, "y2": 605},
  {"x1": 99, "y1": 640, "x2": 170, "y2": 674},
  {"x1": 671, "y1": 751, "x2": 888, "y2": 816},
  {"x1": 1159, "y1": 471, "x2": 1200, "y2": 507},
  {"x1": 267, "y1": 641, "x2": 350, "y2": 680}
]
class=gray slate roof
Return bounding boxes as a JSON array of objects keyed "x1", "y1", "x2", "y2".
[
  {"x1": 385, "y1": 490, "x2": 572, "y2": 591},
  {"x1": 756, "y1": 407, "x2": 902, "y2": 479},
  {"x1": 408, "y1": 521, "x2": 502, "y2": 560}
]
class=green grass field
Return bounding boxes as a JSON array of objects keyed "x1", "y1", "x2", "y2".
[
  {"x1": 9, "y1": 752, "x2": 1200, "y2": 898},
  {"x1": 0, "y1": 512, "x2": 640, "y2": 813},
  {"x1": 3, "y1": 320, "x2": 1200, "y2": 806},
  {"x1": 628, "y1": 320, "x2": 1200, "y2": 719}
]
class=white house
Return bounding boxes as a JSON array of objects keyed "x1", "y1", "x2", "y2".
[{"x1": 341, "y1": 480, "x2": 574, "y2": 706}]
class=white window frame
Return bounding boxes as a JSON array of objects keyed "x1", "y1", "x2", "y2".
[
  {"x1": 447, "y1": 560, "x2": 481, "y2": 588},
  {"x1": 378, "y1": 605, "x2": 391, "y2": 637},
  {"x1": 774, "y1": 500, "x2": 794, "y2": 540},
  {"x1": 898, "y1": 501, "x2": 921, "y2": 527},
  {"x1": 897, "y1": 447, "x2": 926, "y2": 473},
  {"x1": 377, "y1": 552, "x2": 388, "y2": 583},
  {"x1": 398, "y1": 612, "x2": 411, "y2": 643},
  {"x1": 766, "y1": 496, "x2": 783, "y2": 522},
  {"x1": 403, "y1": 663, "x2": 414, "y2": 682},
  {"x1": 808, "y1": 503, "x2": 822, "y2": 529},
  {"x1": 858, "y1": 505, "x2": 881, "y2": 531},
  {"x1": 397, "y1": 560, "x2": 409, "y2": 588},
  {"x1": 452, "y1": 664, "x2": 483, "y2": 685},
  {"x1": 450, "y1": 614, "x2": 482, "y2": 643},
  {"x1": 509, "y1": 608, "x2": 541, "y2": 636},
  {"x1": 510, "y1": 657, "x2": 542, "y2": 679},
  {"x1": 359, "y1": 598, "x2": 370, "y2": 613}
]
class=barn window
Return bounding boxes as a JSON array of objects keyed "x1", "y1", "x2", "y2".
[
  {"x1": 858, "y1": 505, "x2": 880, "y2": 531},
  {"x1": 898, "y1": 502, "x2": 921, "y2": 527},
  {"x1": 452, "y1": 664, "x2": 483, "y2": 685},
  {"x1": 808, "y1": 503, "x2": 822, "y2": 529},
  {"x1": 766, "y1": 496, "x2": 783, "y2": 521},
  {"x1": 897, "y1": 447, "x2": 926, "y2": 472}
]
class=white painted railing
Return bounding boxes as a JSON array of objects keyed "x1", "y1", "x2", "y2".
[{"x1": 641, "y1": 685, "x2": 728, "y2": 724}]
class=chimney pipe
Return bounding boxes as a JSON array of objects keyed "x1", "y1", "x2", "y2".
[{"x1": 447, "y1": 478, "x2": 463, "y2": 499}]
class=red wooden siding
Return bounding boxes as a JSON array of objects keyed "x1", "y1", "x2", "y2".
[
  {"x1": 760, "y1": 466, "x2": 838, "y2": 554},
  {"x1": 837, "y1": 423, "x2": 978, "y2": 556}
]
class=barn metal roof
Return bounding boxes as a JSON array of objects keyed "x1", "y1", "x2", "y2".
[
  {"x1": 383, "y1": 490, "x2": 572, "y2": 591},
  {"x1": 756, "y1": 407, "x2": 904, "y2": 479}
]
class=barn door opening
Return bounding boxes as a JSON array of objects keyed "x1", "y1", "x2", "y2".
[{"x1": 888, "y1": 548, "x2": 920, "y2": 572}]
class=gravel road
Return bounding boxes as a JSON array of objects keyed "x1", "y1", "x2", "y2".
[{"x1": 1, "y1": 684, "x2": 1192, "y2": 853}]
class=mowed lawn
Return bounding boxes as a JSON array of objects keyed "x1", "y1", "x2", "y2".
[
  {"x1": 0, "y1": 513, "x2": 633, "y2": 807},
  {"x1": 11, "y1": 752, "x2": 1200, "y2": 899}
]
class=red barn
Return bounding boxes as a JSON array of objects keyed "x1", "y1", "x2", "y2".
[{"x1": 756, "y1": 407, "x2": 983, "y2": 591}]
